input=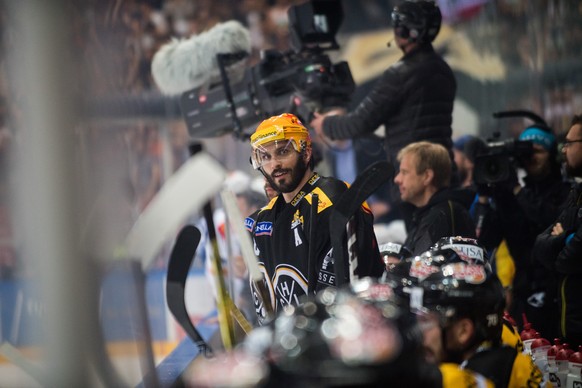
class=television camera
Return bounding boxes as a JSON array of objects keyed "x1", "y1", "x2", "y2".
[
  {"x1": 179, "y1": 0, "x2": 355, "y2": 139},
  {"x1": 473, "y1": 110, "x2": 551, "y2": 186}
]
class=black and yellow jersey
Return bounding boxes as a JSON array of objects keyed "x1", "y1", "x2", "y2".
[
  {"x1": 246, "y1": 172, "x2": 384, "y2": 317},
  {"x1": 502, "y1": 317, "x2": 524, "y2": 353},
  {"x1": 463, "y1": 344, "x2": 543, "y2": 387},
  {"x1": 439, "y1": 363, "x2": 494, "y2": 387}
]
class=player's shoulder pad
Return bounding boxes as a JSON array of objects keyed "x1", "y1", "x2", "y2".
[
  {"x1": 258, "y1": 195, "x2": 278, "y2": 213},
  {"x1": 439, "y1": 363, "x2": 494, "y2": 388}
]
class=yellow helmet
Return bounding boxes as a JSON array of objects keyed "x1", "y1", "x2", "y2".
[{"x1": 250, "y1": 113, "x2": 311, "y2": 169}]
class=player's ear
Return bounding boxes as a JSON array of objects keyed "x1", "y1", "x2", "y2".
[
  {"x1": 303, "y1": 146, "x2": 312, "y2": 164},
  {"x1": 454, "y1": 317, "x2": 475, "y2": 347}
]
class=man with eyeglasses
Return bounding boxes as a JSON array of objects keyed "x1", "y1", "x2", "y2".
[
  {"x1": 533, "y1": 113, "x2": 582, "y2": 349},
  {"x1": 246, "y1": 113, "x2": 384, "y2": 322}
]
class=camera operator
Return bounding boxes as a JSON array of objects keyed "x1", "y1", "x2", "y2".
[
  {"x1": 310, "y1": 0, "x2": 456, "y2": 202},
  {"x1": 533, "y1": 114, "x2": 582, "y2": 348},
  {"x1": 474, "y1": 125, "x2": 570, "y2": 337}
]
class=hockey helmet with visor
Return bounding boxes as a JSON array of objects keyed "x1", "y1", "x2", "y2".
[{"x1": 250, "y1": 113, "x2": 311, "y2": 170}]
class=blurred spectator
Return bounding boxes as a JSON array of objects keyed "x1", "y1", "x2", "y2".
[
  {"x1": 251, "y1": 176, "x2": 279, "y2": 201},
  {"x1": 453, "y1": 134, "x2": 486, "y2": 190},
  {"x1": 451, "y1": 134, "x2": 518, "y2": 310},
  {"x1": 533, "y1": 113, "x2": 582, "y2": 348}
]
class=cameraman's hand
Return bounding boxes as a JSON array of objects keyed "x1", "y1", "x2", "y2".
[
  {"x1": 551, "y1": 222, "x2": 564, "y2": 236},
  {"x1": 505, "y1": 165, "x2": 521, "y2": 195},
  {"x1": 310, "y1": 111, "x2": 326, "y2": 139}
]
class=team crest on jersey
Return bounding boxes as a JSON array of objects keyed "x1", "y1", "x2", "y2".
[
  {"x1": 444, "y1": 263, "x2": 486, "y2": 284},
  {"x1": 441, "y1": 243, "x2": 485, "y2": 263},
  {"x1": 291, "y1": 210, "x2": 304, "y2": 229},
  {"x1": 244, "y1": 217, "x2": 255, "y2": 232},
  {"x1": 273, "y1": 265, "x2": 308, "y2": 309},
  {"x1": 255, "y1": 221, "x2": 273, "y2": 236},
  {"x1": 409, "y1": 260, "x2": 440, "y2": 281}
]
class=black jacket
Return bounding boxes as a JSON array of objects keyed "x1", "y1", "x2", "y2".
[
  {"x1": 474, "y1": 170, "x2": 570, "y2": 298},
  {"x1": 404, "y1": 188, "x2": 476, "y2": 255},
  {"x1": 322, "y1": 44, "x2": 456, "y2": 164},
  {"x1": 533, "y1": 182, "x2": 582, "y2": 345}
]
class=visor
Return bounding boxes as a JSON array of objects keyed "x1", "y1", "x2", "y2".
[{"x1": 250, "y1": 138, "x2": 298, "y2": 170}]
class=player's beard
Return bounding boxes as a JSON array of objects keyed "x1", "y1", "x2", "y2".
[{"x1": 266, "y1": 155, "x2": 308, "y2": 194}]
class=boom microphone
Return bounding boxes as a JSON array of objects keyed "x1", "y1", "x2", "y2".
[{"x1": 151, "y1": 20, "x2": 251, "y2": 96}]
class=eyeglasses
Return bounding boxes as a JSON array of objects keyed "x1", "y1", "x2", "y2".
[
  {"x1": 561, "y1": 139, "x2": 582, "y2": 149},
  {"x1": 251, "y1": 141, "x2": 298, "y2": 169}
]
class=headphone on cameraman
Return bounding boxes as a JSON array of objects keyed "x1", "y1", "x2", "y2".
[{"x1": 391, "y1": 1, "x2": 441, "y2": 44}]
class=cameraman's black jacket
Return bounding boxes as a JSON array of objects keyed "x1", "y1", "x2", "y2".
[
  {"x1": 404, "y1": 188, "x2": 476, "y2": 255},
  {"x1": 322, "y1": 44, "x2": 456, "y2": 164},
  {"x1": 533, "y1": 181, "x2": 582, "y2": 345},
  {"x1": 473, "y1": 171, "x2": 570, "y2": 299}
]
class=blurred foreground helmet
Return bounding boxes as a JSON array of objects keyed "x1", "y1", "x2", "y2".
[
  {"x1": 186, "y1": 285, "x2": 446, "y2": 387},
  {"x1": 414, "y1": 261, "x2": 505, "y2": 346},
  {"x1": 391, "y1": 0, "x2": 441, "y2": 43},
  {"x1": 250, "y1": 113, "x2": 311, "y2": 170},
  {"x1": 378, "y1": 242, "x2": 412, "y2": 264},
  {"x1": 382, "y1": 236, "x2": 488, "y2": 300},
  {"x1": 267, "y1": 287, "x2": 404, "y2": 386},
  {"x1": 428, "y1": 236, "x2": 489, "y2": 265},
  {"x1": 384, "y1": 237, "x2": 501, "y2": 345}
]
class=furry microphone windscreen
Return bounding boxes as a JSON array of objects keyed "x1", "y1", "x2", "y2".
[{"x1": 151, "y1": 20, "x2": 251, "y2": 96}]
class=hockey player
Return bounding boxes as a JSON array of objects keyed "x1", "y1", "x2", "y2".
[
  {"x1": 385, "y1": 238, "x2": 544, "y2": 387},
  {"x1": 246, "y1": 113, "x2": 384, "y2": 319}
]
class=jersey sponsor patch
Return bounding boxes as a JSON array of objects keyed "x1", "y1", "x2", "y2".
[
  {"x1": 443, "y1": 262, "x2": 486, "y2": 284},
  {"x1": 244, "y1": 217, "x2": 255, "y2": 232},
  {"x1": 358, "y1": 283, "x2": 393, "y2": 301},
  {"x1": 307, "y1": 173, "x2": 320, "y2": 185},
  {"x1": 318, "y1": 249, "x2": 335, "y2": 286},
  {"x1": 409, "y1": 260, "x2": 440, "y2": 281},
  {"x1": 305, "y1": 187, "x2": 333, "y2": 213},
  {"x1": 255, "y1": 221, "x2": 273, "y2": 236},
  {"x1": 441, "y1": 243, "x2": 485, "y2": 263},
  {"x1": 290, "y1": 190, "x2": 306, "y2": 207}
]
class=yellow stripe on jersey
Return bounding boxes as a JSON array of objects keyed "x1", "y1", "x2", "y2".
[
  {"x1": 440, "y1": 363, "x2": 494, "y2": 388},
  {"x1": 305, "y1": 187, "x2": 333, "y2": 213},
  {"x1": 260, "y1": 195, "x2": 278, "y2": 211},
  {"x1": 502, "y1": 321, "x2": 524, "y2": 353},
  {"x1": 507, "y1": 352, "x2": 543, "y2": 387}
]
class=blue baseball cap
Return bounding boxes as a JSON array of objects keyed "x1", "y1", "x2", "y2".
[{"x1": 519, "y1": 126, "x2": 555, "y2": 151}]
